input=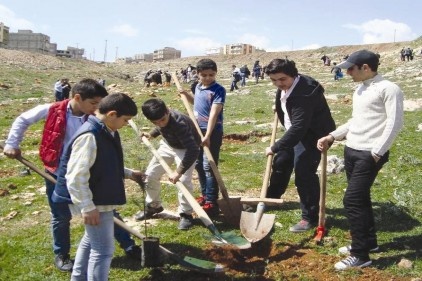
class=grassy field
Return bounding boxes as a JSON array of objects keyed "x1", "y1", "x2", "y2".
[{"x1": 0, "y1": 45, "x2": 421, "y2": 280}]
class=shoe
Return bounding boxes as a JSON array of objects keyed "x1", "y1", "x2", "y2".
[
  {"x1": 134, "y1": 206, "x2": 164, "y2": 221},
  {"x1": 196, "y1": 195, "x2": 206, "y2": 206},
  {"x1": 125, "y1": 245, "x2": 142, "y2": 261},
  {"x1": 338, "y1": 245, "x2": 380, "y2": 255},
  {"x1": 334, "y1": 255, "x2": 372, "y2": 270},
  {"x1": 54, "y1": 254, "x2": 73, "y2": 272},
  {"x1": 178, "y1": 213, "x2": 194, "y2": 230},
  {"x1": 289, "y1": 220, "x2": 313, "y2": 233},
  {"x1": 202, "y1": 202, "x2": 219, "y2": 217}
]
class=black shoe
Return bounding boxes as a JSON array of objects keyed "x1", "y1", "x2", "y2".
[
  {"x1": 125, "y1": 245, "x2": 142, "y2": 261},
  {"x1": 178, "y1": 213, "x2": 194, "y2": 230},
  {"x1": 54, "y1": 254, "x2": 73, "y2": 272},
  {"x1": 135, "y1": 206, "x2": 164, "y2": 221}
]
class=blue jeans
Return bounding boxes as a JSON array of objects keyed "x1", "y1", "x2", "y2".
[
  {"x1": 71, "y1": 211, "x2": 115, "y2": 281},
  {"x1": 240, "y1": 74, "x2": 246, "y2": 87},
  {"x1": 343, "y1": 147, "x2": 388, "y2": 260},
  {"x1": 45, "y1": 172, "x2": 135, "y2": 257},
  {"x1": 196, "y1": 129, "x2": 223, "y2": 203}
]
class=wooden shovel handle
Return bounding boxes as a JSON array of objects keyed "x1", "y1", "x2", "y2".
[
  {"x1": 317, "y1": 150, "x2": 327, "y2": 227},
  {"x1": 260, "y1": 113, "x2": 278, "y2": 199},
  {"x1": 171, "y1": 73, "x2": 230, "y2": 200}
]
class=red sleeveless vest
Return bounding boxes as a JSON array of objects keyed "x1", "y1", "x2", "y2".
[{"x1": 39, "y1": 99, "x2": 70, "y2": 173}]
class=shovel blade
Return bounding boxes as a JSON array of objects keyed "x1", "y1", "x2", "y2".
[
  {"x1": 217, "y1": 197, "x2": 242, "y2": 227},
  {"x1": 240, "y1": 211, "x2": 275, "y2": 243}
]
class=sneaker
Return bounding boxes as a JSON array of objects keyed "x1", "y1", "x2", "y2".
[
  {"x1": 202, "y1": 202, "x2": 220, "y2": 217},
  {"x1": 334, "y1": 255, "x2": 372, "y2": 270},
  {"x1": 125, "y1": 245, "x2": 142, "y2": 261},
  {"x1": 196, "y1": 195, "x2": 206, "y2": 206},
  {"x1": 338, "y1": 245, "x2": 380, "y2": 255},
  {"x1": 54, "y1": 254, "x2": 73, "y2": 272},
  {"x1": 289, "y1": 220, "x2": 313, "y2": 233},
  {"x1": 178, "y1": 213, "x2": 194, "y2": 230},
  {"x1": 134, "y1": 205, "x2": 164, "y2": 221}
]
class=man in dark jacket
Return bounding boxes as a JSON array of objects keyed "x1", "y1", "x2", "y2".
[{"x1": 264, "y1": 59, "x2": 336, "y2": 232}]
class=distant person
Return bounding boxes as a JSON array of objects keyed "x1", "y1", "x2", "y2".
[
  {"x1": 331, "y1": 62, "x2": 343, "y2": 80},
  {"x1": 186, "y1": 64, "x2": 195, "y2": 82},
  {"x1": 321, "y1": 55, "x2": 331, "y2": 66},
  {"x1": 53, "y1": 93, "x2": 143, "y2": 280},
  {"x1": 163, "y1": 71, "x2": 172, "y2": 87},
  {"x1": 404, "y1": 47, "x2": 413, "y2": 61},
  {"x1": 264, "y1": 58, "x2": 336, "y2": 233},
  {"x1": 317, "y1": 50, "x2": 404, "y2": 270},
  {"x1": 252, "y1": 60, "x2": 262, "y2": 84},
  {"x1": 400, "y1": 48, "x2": 406, "y2": 61},
  {"x1": 54, "y1": 78, "x2": 70, "y2": 101},
  {"x1": 135, "y1": 99, "x2": 201, "y2": 230},
  {"x1": 61, "y1": 79, "x2": 71, "y2": 100},
  {"x1": 179, "y1": 58, "x2": 226, "y2": 216},
  {"x1": 239, "y1": 64, "x2": 251, "y2": 87},
  {"x1": 98, "y1": 78, "x2": 106, "y2": 86},
  {"x1": 144, "y1": 70, "x2": 153, "y2": 87},
  {"x1": 230, "y1": 64, "x2": 241, "y2": 91}
]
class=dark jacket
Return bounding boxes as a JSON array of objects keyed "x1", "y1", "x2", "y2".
[
  {"x1": 272, "y1": 75, "x2": 336, "y2": 153},
  {"x1": 52, "y1": 115, "x2": 126, "y2": 205},
  {"x1": 150, "y1": 110, "x2": 201, "y2": 174}
]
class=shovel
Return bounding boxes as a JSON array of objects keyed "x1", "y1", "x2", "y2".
[
  {"x1": 0, "y1": 143, "x2": 225, "y2": 273},
  {"x1": 128, "y1": 121, "x2": 251, "y2": 249},
  {"x1": 171, "y1": 73, "x2": 242, "y2": 226},
  {"x1": 239, "y1": 113, "x2": 278, "y2": 243},
  {"x1": 313, "y1": 149, "x2": 327, "y2": 244}
]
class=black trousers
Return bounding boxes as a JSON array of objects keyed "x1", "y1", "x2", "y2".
[
  {"x1": 343, "y1": 146, "x2": 389, "y2": 260},
  {"x1": 266, "y1": 142, "x2": 321, "y2": 223}
]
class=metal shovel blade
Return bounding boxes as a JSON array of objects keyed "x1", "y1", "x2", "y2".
[
  {"x1": 217, "y1": 196, "x2": 242, "y2": 227},
  {"x1": 239, "y1": 203, "x2": 275, "y2": 243}
]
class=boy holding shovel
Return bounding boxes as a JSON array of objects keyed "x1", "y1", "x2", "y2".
[
  {"x1": 134, "y1": 98, "x2": 201, "y2": 230},
  {"x1": 53, "y1": 93, "x2": 143, "y2": 280},
  {"x1": 179, "y1": 58, "x2": 226, "y2": 217},
  {"x1": 264, "y1": 59, "x2": 336, "y2": 232}
]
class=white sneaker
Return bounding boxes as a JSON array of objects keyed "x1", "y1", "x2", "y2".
[
  {"x1": 338, "y1": 245, "x2": 379, "y2": 255},
  {"x1": 334, "y1": 256, "x2": 372, "y2": 270}
]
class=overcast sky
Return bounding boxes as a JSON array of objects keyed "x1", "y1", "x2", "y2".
[{"x1": 1, "y1": 0, "x2": 420, "y2": 61}]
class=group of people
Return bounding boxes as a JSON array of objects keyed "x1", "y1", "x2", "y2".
[
  {"x1": 400, "y1": 47, "x2": 414, "y2": 61},
  {"x1": 229, "y1": 60, "x2": 265, "y2": 91},
  {"x1": 3, "y1": 49, "x2": 404, "y2": 278},
  {"x1": 143, "y1": 69, "x2": 172, "y2": 87}
]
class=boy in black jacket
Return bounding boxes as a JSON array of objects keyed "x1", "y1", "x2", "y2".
[
  {"x1": 264, "y1": 59, "x2": 336, "y2": 232},
  {"x1": 134, "y1": 98, "x2": 201, "y2": 230}
]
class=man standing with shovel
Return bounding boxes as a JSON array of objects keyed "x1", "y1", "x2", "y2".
[
  {"x1": 318, "y1": 50, "x2": 404, "y2": 270},
  {"x1": 264, "y1": 59, "x2": 335, "y2": 232}
]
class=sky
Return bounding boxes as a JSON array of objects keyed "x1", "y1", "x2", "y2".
[{"x1": 1, "y1": 0, "x2": 420, "y2": 62}]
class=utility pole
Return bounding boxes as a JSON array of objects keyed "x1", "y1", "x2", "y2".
[
  {"x1": 93, "y1": 48, "x2": 95, "y2": 61},
  {"x1": 104, "y1": 40, "x2": 107, "y2": 62},
  {"x1": 115, "y1": 46, "x2": 118, "y2": 61},
  {"x1": 394, "y1": 29, "x2": 396, "y2": 43}
]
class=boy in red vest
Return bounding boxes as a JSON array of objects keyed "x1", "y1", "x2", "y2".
[{"x1": 3, "y1": 78, "x2": 142, "y2": 272}]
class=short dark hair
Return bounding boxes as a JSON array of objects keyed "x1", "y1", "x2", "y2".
[
  {"x1": 196, "y1": 59, "x2": 217, "y2": 72},
  {"x1": 71, "y1": 78, "x2": 108, "y2": 100},
  {"x1": 98, "y1": 93, "x2": 137, "y2": 117},
  {"x1": 141, "y1": 98, "x2": 168, "y2": 121},
  {"x1": 265, "y1": 59, "x2": 298, "y2": 78}
]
